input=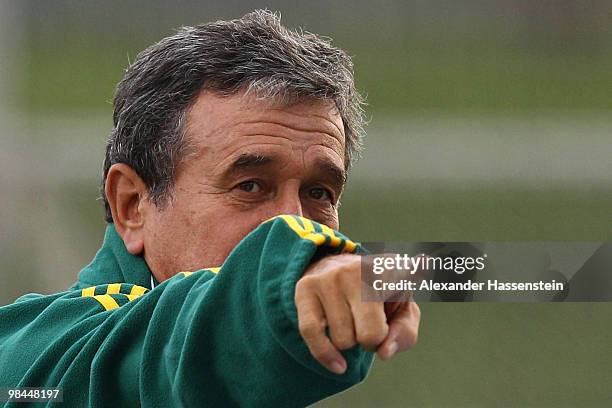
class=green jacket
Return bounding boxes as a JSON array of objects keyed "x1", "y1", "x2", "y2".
[{"x1": 0, "y1": 215, "x2": 373, "y2": 407}]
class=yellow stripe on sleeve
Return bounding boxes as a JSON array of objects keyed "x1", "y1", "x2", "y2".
[
  {"x1": 319, "y1": 224, "x2": 342, "y2": 247},
  {"x1": 279, "y1": 215, "x2": 306, "y2": 235},
  {"x1": 280, "y1": 215, "x2": 326, "y2": 245},
  {"x1": 81, "y1": 283, "x2": 149, "y2": 311},
  {"x1": 306, "y1": 232, "x2": 326, "y2": 246},
  {"x1": 343, "y1": 239, "x2": 358, "y2": 253},
  {"x1": 129, "y1": 285, "x2": 148, "y2": 296},
  {"x1": 106, "y1": 283, "x2": 121, "y2": 294},
  {"x1": 267, "y1": 215, "x2": 356, "y2": 250},
  {"x1": 92, "y1": 294, "x2": 120, "y2": 311},
  {"x1": 300, "y1": 218, "x2": 315, "y2": 232},
  {"x1": 81, "y1": 287, "x2": 95, "y2": 297}
]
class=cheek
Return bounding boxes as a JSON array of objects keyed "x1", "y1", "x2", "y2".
[
  {"x1": 326, "y1": 211, "x2": 340, "y2": 231},
  {"x1": 142, "y1": 200, "x2": 215, "y2": 273},
  {"x1": 167, "y1": 202, "x2": 266, "y2": 268},
  {"x1": 204, "y1": 213, "x2": 262, "y2": 250},
  {"x1": 304, "y1": 204, "x2": 339, "y2": 231}
]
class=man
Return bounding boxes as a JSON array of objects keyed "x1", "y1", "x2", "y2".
[{"x1": 0, "y1": 10, "x2": 419, "y2": 407}]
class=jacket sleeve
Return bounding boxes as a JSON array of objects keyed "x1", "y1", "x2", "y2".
[{"x1": 0, "y1": 215, "x2": 373, "y2": 407}]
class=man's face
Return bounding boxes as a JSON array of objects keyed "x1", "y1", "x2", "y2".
[{"x1": 142, "y1": 91, "x2": 347, "y2": 280}]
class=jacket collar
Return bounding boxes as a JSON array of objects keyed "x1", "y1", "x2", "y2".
[{"x1": 70, "y1": 223, "x2": 154, "y2": 290}]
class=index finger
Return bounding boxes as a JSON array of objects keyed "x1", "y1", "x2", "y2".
[{"x1": 296, "y1": 291, "x2": 347, "y2": 375}]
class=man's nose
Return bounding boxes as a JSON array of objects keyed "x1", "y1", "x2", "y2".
[{"x1": 273, "y1": 187, "x2": 303, "y2": 217}]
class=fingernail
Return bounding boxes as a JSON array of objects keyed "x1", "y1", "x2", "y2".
[
  {"x1": 329, "y1": 361, "x2": 346, "y2": 375},
  {"x1": 385, "y1": 341, "x2": 398, "y2": 359}
]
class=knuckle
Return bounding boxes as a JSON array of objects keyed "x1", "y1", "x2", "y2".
[
  {"x1": 312, "y1": 254, "x2": 361, "y2": 286},
  {"x1": 330, "y1": 321, "x2": 356, "y2": 350},
  {"x1": 335, "y1": 268, "x2": 360, "y2": 289},
  {"x1": 332, "y1": 334, "x2": 356, "y2": 350},
  {"x1": 298, "y1": 319, "x2": 324, "y2": 338},
  {"x1": 357, "y1": 327, "x2": 388, "y2": 349},
  {"x1": 335, "y1": 314, "x2": 353, "y2": 329},
  {"x1": 341, "y1": 256, "x2": 361, "y2": 273},
  {"x1": 331, "y1": 268, "x2": 345, "y2": 285},
  {"x1": 296, "y1": 275, "x2": 317, "y2": 292}
]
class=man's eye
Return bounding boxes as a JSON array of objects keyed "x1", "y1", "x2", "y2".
[
  {"x1": 309, "y1": 187, "x2": 332, "y2": 201},
  {"x1": 237, "y1": 180, "x2": 262, "y2": 193}
]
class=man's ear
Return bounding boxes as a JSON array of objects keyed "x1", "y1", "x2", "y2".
[{"x1": 105, "y1": 163, "x2": 149, "y2": 255}]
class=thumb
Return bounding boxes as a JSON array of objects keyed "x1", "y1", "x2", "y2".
[{"x1": 377, "y1": 301, "x2": 420, "y2": 360}]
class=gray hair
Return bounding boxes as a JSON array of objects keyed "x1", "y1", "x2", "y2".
[{"x1": 102, "y1": 9, "x2": 366, "y2": 222}]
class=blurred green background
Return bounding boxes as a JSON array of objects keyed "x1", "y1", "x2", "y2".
[{"x1": 1, "y1": 1, "x2": 611, "y2": 406}]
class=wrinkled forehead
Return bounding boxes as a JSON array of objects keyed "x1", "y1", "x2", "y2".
[{"x1": 183, "y1": 90, "x2": 346, "y2": 157}]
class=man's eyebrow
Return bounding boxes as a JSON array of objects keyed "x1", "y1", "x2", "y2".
[
  {"x1": 221, "y1": 153, "x2": 275, "y2": 178},
  {"x1": 232, "y1": 153, "x2": 274, "y2": 168},
  {"x1": 222, "y1": 153, "x2": 346, "y2": 187},
  {"x1": 315, "y1": 157, "x2": 347, "y2": 188}
]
